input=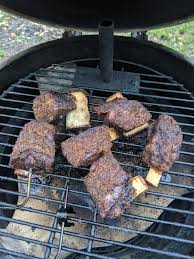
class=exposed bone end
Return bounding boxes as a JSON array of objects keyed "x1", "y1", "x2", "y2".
[
  {"x1": 109, "y1": 127, "x2": 119, "y2": 141},
  {"x1": 15, "y1": 169, "x2": 29, "y2": 177},
  {"x1": 106, "y1": 92, "x2": 126, "y2": 103},
  {"x1": 123, "y1": 123, "x2": 149, "y2": 137},
  {"x1": 132, "y1": 176, "x2": 148, "y2": 197},
  {"x1": 146, "y1": 167, "x2": 162, "y2": 187},
  {"x1": 66, "y1": 90, "x2": 91, "y2": 129}
]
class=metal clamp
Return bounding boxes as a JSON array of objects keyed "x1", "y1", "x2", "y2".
[
  {"x1": 0, "y1": 169, "x2": 32, "y2": 210},
  {"x1": 54, "y1": 182, "x2": 76, "y2": 259}
]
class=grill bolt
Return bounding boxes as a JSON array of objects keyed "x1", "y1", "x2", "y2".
[{"x1": 56, "y1": 206, "x2": 75, "y2": 227}]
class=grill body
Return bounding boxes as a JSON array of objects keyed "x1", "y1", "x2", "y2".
[{"x1": 0, "y1": 36, "x2": 193, "y2": 258}]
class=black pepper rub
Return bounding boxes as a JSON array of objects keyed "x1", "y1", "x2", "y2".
[
  {"x1": 95, "y1": 98, "x2": 152, "y2": 132},
  {"x1": 143, "y1": 115, "x2": 183, "y2": 172},
  {"x1": 33, "y1": 91, "x2": 76, "y2": 124},
  {"x1": 61, "y1": 125, "x2": 112, "y2": 167},
  {"x1": 10, "y1": 120, "x2": 56, "y2": 172},
  {"x1": 84, "y1": 152, "x2": 134, "y2": 219}
]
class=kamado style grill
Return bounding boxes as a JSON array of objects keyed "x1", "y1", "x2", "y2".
[{"x1": 0, "y1": 1, "x2": 193, "y2": 258}]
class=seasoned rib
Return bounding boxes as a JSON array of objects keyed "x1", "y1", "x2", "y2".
[
  {"x1": 61, "y1": 125, "x2": 112, "y2": 167},
  {"x1": 84, "y1": 152, "x2": 134, "y2": 219},
  {"x1": 33, "y1": 91, "x2": 76, "y2": 124},
  {"x1": 10, "y1": 120, "x2": 56, "y2": 172},
  {"x1": 143, "y1": 115, "x2": 183, "y2": 172},
  {"x1": 95, "y1": 98, "x2": 151, "y2": 132}
]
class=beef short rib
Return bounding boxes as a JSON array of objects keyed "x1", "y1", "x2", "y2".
[
  {"x1": 143, "y1": 115, "x2": 183, "y2": 172},
  {"x1": 95, "y1": 98, "x2": 151, "y2": 132},
  {"x1": 10, "y1": 120, "x2": 56, "y2": 172},
  {"x1": 33, "y1": 91, "x2": 76, "y2": 124},
  {"x1": 61, "y1": 125, "x2": 112, "y2": 167},
  {"x1": 84, "y1": 152, "x2": 134, "y2": 219}
]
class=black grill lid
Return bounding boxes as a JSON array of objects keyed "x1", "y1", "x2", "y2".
[{"x1": 0, "y1": 0, "x2": 194, "y2": 30}]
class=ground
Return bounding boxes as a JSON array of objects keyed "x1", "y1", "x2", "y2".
[{"x1": 0, "y1": 10, "x2": 193, "y2": 62}]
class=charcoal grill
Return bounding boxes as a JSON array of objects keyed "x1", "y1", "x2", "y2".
[{"x1": 0, "y1": 2, "x2": 193, "y2": 259}]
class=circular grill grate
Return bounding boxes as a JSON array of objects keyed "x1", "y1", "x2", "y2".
[{"x1": 0, "y1": 58, "x2": 193, "y2": 259}]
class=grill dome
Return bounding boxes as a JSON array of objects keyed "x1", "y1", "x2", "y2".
[{"x1": 0, "y1": 0, "x2": 194, "y2": 30}]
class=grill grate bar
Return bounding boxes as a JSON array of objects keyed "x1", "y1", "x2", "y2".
[
  {"x1": 2, "y1": 158, "x2": 194, "y2": 196},
  {"x1": 31, "y1": 71, "x2": 184, "y2": 87},
  {"x1": 1, "y1": 139, "x2": 194, "y2": 166},
  {"x1": 0, "y1": 132, "x2": 18, "y2": 138},
  {"x1": 0, "y1": 120, "x2": 194, "y2": 150},
  {"x1": 0, "y1": 229, "x2": 192, "y2": 259},
  {"x1": 0, "y1": 97, "x2": 32, "y2": 105},
  {"x1": 1, "y1": 181, "x2": 194, "y2": 215},
  {"x1": 1, "y1": 194, "x2": 194, "y2": 224},
  {"x1": 1, "y1": 144, "x2": 193, "y2": 171},
  {"x1": 1, "y1": 97, "x2": 194, "y2": 128},
  {"x1": 11, "y1": 83, "x2": 39, "y2": 91},
  {"x1": 0, "y1": 173, "x2": 192, "y2": 205},
  {"x1": 0, "y1": 174, "x2": 71, "y2": 193},
  {"x1": 0, "y1": 118, "x2": 193, "y2": 154},
  {"x1": 2, "y1": 121, "x2": 194, "y2": 156},
  {"x1": 148, "y1": 110, "x2": 194, "y2": 119},
  {"x1": 6, "y1": 84, "x2": 194, "y2": 111},
  {"x1": 1, "y1": 107, "x2": 194, "y2": 131},
  {"x1": 1, "y1": 92, "x2": 194, "y2": 125},
  {"x1": 44, "y1": 184, "x2": 67, "y2": 258},
  {"x1": 122, "y1": 213, "x2": 194, "y2": 229},
  {"x1": 0, "y1": 123, "x2": 193, "y2": 153},
  {"x1": 140, "y1": 79, "x2": 183, "y2": 87},
  {"x1": 86, "y1": 209, "x2": 97, "y2": 257},
  {"x1": 3, "y1": 165, "x2": 192, "y2": 219},
  {"x1": 61, "y1": 194, "x2": 194, "y2": 216},
  {"x1": 91, "y1": 103, "x2": 194, "y2": 120},
  {"x1": 3, "y1": 90, "x2": 37, "y2": 98},
  {"x1": 0, "y1": 113, "x2": 32, "y2": 121},
  {"x1": 59, "y1": 231, "x2": 194, "y2": 259},
  {"x1": 1, "y1": 114, "x2": 194, "y2": 138},
  {"x1": 0, "y1": 142, "x2": 14, "y2": 147},
  {"x1": 40, "y1": 66, "x2": 174, "y2": 79},
  {"x1": 0, "y1": 231, "x2": 114, "y2": 259},
  {"x1": 0, "y1": 193, "x2": 191, "y2": 231},
  {"x1": 2, "y1": 170, "x2": 194, "y2": 200},
  {"x1": 0, "y1": 105, "x2": 33, "y2": 113},
  {"x1": 139, "y1": 86, "x2": 191, "y2": 94},
  {"x1": 1, "y1": 148, "x2": 194, "y2": 185},
  {"x1": 0, "y1": 248, "x2": 40, "y2": 259},
  {"x1": 1, "y1": 202, "x2": 194, "y2": 235},
  {"x1": 1, "y1": 102, "x2": 194, "y2": 128},
  {"x1": 18, "y1": 78, "x2": 194, "y2": 102},
  {"x1": 1, "y1": 196, "x2": 194, "y2": 258},
  {"x1": 67, "y1": 216, "x2": 194, "y2": 245},
  {"x1": 1, "y1": 164, "x2": 193, "y2": 197}
]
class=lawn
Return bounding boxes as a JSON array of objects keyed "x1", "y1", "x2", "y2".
[
  {"x1": 148, "y1": 21, "x2": 194, "y2": 56},
  {"x1": 0, "y1": 9, "x2": 193, "y2": 59}
]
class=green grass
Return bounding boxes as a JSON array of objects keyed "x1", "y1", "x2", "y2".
[
  {"x1": 0, "y1": 50, "x2": 8, "y2": 57},
  {"x1": 0, "y1": 10, "x2": 193, "y2": 56},
  {"x1": 148, "y1": 21, "x2": 194, "y2": 56},
  {"x1": 0, "y1": 10, "x2": 8, "y2": 23}
]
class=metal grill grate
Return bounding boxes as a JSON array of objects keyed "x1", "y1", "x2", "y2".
[{"x1": 0, "y1": 58, "x2": 194, "y2": 259}]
